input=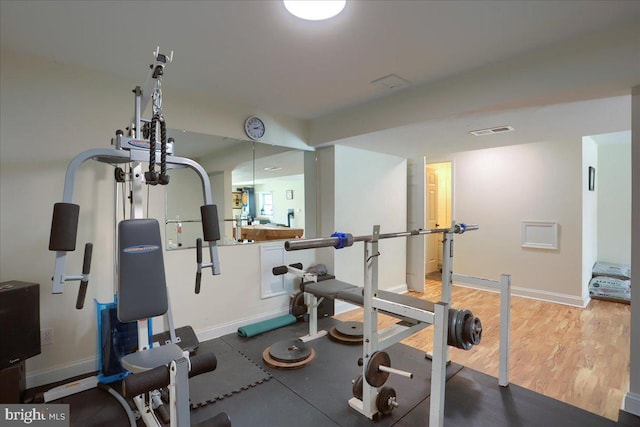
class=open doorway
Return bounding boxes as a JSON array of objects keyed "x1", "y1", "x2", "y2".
[{"x1": 425, "y1": 162, "x2": 452, "y2": 280}]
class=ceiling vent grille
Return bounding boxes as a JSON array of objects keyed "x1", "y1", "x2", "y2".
[
  {"x1": 371, "y1": 74, "x2": 411, "y2": 90},
  {"x1": 469, "y1": 125, "x2": 514, "y2": 136}
]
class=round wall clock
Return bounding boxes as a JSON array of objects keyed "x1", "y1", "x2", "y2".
[{"x1": 244, "y1": 116, "x2": 266, "y2": 140}]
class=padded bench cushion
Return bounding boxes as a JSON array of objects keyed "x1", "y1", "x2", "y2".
[
  {"x1": 303, "y1": 279, "x2": 437, "y2": 318},
  {"x1": 121, "y1": 343, "x2": 184, "y2": 374},
  {"x1": 336, "y1": 287, "x2": 364, "y2": 305},
  {"x1": 302, "y1": 279, "x2": 358, "y2": 299}
]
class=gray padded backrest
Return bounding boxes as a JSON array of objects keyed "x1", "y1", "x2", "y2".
[{"x1": 117, "y1": 219, "x2": 168, "y2": 323}]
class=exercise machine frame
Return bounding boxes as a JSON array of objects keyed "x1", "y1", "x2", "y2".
[
  {"x1": 46, "y1": 48, "x2": 225, "y2": 427},
  {"x1": 284, "y1": 222, "x2": 510, "y2": 425}
]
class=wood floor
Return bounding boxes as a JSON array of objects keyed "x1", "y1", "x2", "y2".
[{"x1": 334, "y1": 278, "x2": 631, "y2": 421}]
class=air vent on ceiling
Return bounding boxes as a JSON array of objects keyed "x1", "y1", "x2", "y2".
[
  {"x1": 469, "y1": 125, "x2": 514, "y2": 136},
  {"x1": 371, "y1": 74, "x2": 411, "y2": 90}
]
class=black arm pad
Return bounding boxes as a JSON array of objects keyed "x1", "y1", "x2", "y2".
[
  {"x1": 122, "y1": 365, "x2": 170, "y2": 398},
  {"x1": 76, "y1": 243, "x2": 93, "y2": 310},
  {"x1": 272, "y1": 266, "x2": 288, "y2": 276},
  {"x1": 49, "y1": 203, "x2": 80, "y2": 251},
  {"x1": 289, "y1": 263, "x2": 303, "y2": 270},
  {"x1": 201, "y1": 205, "x2": 221, "y2": 241},
  {"x1": 189, "y1": 351, "x2": 217, "y2": 378}
]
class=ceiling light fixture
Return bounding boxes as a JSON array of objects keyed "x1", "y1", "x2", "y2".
[{"x1": 283, "y1": 0, "x2": 346, "y2": 21}]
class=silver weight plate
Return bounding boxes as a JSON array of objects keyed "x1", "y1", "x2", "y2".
[{"x1": 335, "y1": 321, "x2": 363, "y2": 337}]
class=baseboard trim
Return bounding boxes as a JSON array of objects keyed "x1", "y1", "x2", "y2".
[
  {"x1": 195, "y1": 308, "x2": 290, "y2": 342},
  {"x1": 624, "y1": 391, "x2": 640, "y2": 416},
  {"x1": 26, "y1": 356, "x2": 96, "y2": 389},
  {"x1": 453, "y1": 281, "x2": 588, "y2": 308}
]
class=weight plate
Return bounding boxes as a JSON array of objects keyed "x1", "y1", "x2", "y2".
[
  {"x1": 335, "y1": 321, "x2": 363, "y2": 337},
  {"x1": 455, "y1": 309, "x2": 468, "y2": 350},
  {"x1": 463, "y1": 314, "x2": 482, "y2": 347},
  {"x1": 352, "y1": 374, "x2": 363, "y2": 400},
  {"x1": 447, "y1": 309, "x2": 457, "y2": 347},
  {"x1": 262, "y1": 346, "x2": 315, "y2": 369},
  {"x1": 376, "y1": 386, "x2": 397, "y2": 415},
  {"x1": 328, "y1": 327, "x2": 363, "y2": 344},
  {"x1": 290, "y1": 291, "x2": 306, "y2": 318},
  {"x1": 365, "y1": 351, "x2": 391, "y2": 387},
  {"x1": 269, "y1": 339, "x2": 312, "y2": 363}
]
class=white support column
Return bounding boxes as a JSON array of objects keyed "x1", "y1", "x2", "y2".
[
  {"x1": 624, "y1": 84, "x2": 640, "y2": 416},
  {"x1": 349, "y1": 225, "x2": 382, "y2": 419},
  {"x1": 440, "y1": 230, "x2": 454, "y2": 363},
  {"x1": 429, "y1": 302, "x2": 448, "y2": 427},
  {"x1": 131, "y1": 162, "x2": 144, "y2": 219},
  {"x1": 300, "y1": 294, "x2": 328, "y2": 342},
  {"x1": 499, "y1": 274, "x2": 511, "y2": 387},
  {"x1": 169, "y1": 357, "x2": 191, "y2": 427}
]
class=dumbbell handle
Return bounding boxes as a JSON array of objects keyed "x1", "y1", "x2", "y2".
[{"x1": 378, "y1": 365, "x2": 413, "y2": 379}]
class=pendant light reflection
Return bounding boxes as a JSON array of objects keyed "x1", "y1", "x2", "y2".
[{"x1": 283, "y1": 0, "x2": 346, "y2": 21}]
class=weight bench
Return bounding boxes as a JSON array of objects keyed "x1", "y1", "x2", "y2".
[{"x1": 299, "y1": 278, "x2": 430, "y2": 345}]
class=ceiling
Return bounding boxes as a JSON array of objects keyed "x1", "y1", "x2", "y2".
[{"x1": 1, "y1": 1, "x2": 639, "y2": 159}]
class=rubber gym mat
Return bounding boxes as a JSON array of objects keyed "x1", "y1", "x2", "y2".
[
  {"x1": 222, "y1": 317, "x2": 464, "y2": 427},
  {"x1": 190, "y1": 377, "x2": 340, "y2": 427},
  {"x1": 394, "y1": 367, "x2": 616, "y2": 427},
  {"x1": 189, "y1": 338, "x2": 272, "y2": 409}
]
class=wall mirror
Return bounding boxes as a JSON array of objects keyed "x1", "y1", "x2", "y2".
[{"x1": 165, "y1": 129, "x2": 309, "y2": 249}]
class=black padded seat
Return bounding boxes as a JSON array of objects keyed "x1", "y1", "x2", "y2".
[
  {"x1": 336, "y1": 287, "x2": 364, "y2": 305},
  {"x1": 303, "y1": 278, "x2": 437, "y2": 319},
  {"x1": 302, "y1": 279, "x2": 358, "y2": 299},
  {"x1": 121, "y1": 343, "x2": 185, "y2": 374}
]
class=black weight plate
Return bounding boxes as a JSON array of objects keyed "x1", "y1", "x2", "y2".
[
  {"x1": 456, "y1": 309, "x2": 469, "y2": 350},
  {"x1": 447, "y1": 309, "x2": 457, "y2": 347},
  {"x1": 269, "y1": 339, "x2": 312, "y2": 363},
  {"x1": 335, "y1": 321, "x2": 363, "y2": 337},
  {"x1": 464, "y1": 315, "x2": 482, "y2": 346},
  {"x1": 365, "y1": 351, "x2": 390, "y2": 387},
  {"x1": 376, "y1": 386, "x2": 397, "y2": 415},
  {"x1": 352, "y1": 374, "x2": 363, "y2": 400},
  {"x1": 290, "y1": 291, "x2": 307, "y2": 318}
]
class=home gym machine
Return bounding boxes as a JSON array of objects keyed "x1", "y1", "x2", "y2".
[
  {"x1": 47, "y1": 47, "x2": 228, "y2": 427},
  {"x1": 282, "y1": 223, "x2": 483, "y2": 426}
]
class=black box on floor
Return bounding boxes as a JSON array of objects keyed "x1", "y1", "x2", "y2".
[
  {"x1": 0, "y1": 360, "x2": 26, "y2": 403},
  {"x1": 0, "y1": 281, "x2": 41, "y2": 370}
]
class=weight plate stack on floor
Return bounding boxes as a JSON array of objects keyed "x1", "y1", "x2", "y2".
[
  {"x1": 329, "y1": 321, "x2": 364, "y2": 344},
  {"x1": 262, "y1": 339, "x2": 315, "y2": 369}
]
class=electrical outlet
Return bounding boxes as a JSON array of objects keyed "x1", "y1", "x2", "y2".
[{"x1": 41, "y1": 328, "x2": 53, "y2": 346}]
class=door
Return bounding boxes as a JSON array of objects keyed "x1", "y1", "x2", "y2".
[{"x1": 425, "y1": 166, "x2": 439, "y2": 274}]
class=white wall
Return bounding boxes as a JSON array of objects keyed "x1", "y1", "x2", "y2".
[
  {"x1": 0, "y1": 47, "x2": 316, "y2": 386},
  {"x1": 596, "y1": 131, "x2": 632, "y2": 265},
  {"x1": 582, "y1": 137, "x2": 598, "y2": 300},
  {"x1": 624, "y1": 84, "x2": 639, "y2": 416},
  {"x1": 450, "y1": 140, "x2": 586, "y2": 305},
  {"x1": 332, "y1": 146, "x2": 407, "y2": 292}
]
